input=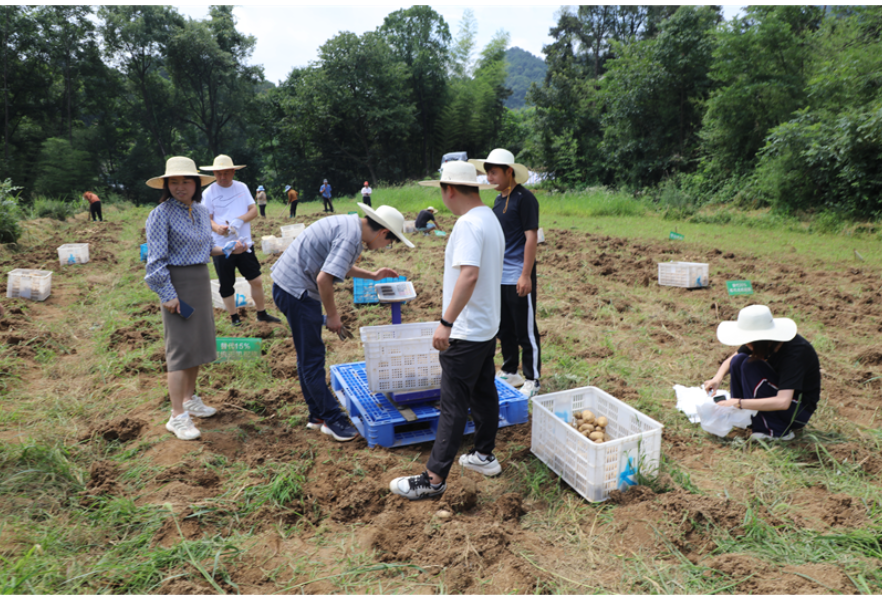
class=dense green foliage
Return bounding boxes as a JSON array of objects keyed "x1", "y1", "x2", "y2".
[{"x1": 504, "y1": 47, "x2": 547, "y2": 109}]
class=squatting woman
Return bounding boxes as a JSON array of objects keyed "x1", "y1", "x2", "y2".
[{"x1": 144, "y1": 157, "x2": 245, "y2": 440}]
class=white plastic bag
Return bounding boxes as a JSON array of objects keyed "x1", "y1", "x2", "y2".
[{"x1": 674, "y1": 384, "x2": 755, "y2": 437}]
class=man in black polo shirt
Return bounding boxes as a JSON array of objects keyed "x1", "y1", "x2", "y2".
[{"x1": 470, "y1": 149, "x2": 541, "y2": 398}]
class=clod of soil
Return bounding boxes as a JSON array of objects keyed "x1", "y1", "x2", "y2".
[{"x1": 83, "y1": 416, "x2": 147, "y2": 442}]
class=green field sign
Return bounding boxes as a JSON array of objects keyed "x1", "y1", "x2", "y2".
[
  {"x1": 669, "y1": 231, "x2": 685, "y2": 241},
  {"x1": 216, "y1": 337, "x2": 262, "y2": 362},
  {"x1": 726, "y1": 280, "x2": 754, "y2": 296}
]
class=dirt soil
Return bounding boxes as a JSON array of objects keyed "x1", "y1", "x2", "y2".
[{"x1": 3, "y1": 209, "x2": 881, "y2": 593}]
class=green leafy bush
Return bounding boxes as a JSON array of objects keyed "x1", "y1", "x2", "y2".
[
  {"x1": 31, "y1": 197, "x2": 79, "y2": 221},
  {"x1": 0, "y1": 179, "x2": 24, "y2": 244}
]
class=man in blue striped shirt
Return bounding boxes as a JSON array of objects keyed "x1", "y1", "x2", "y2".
[{"x1": 271, "y1": 204, "x2": 414, "y2": 442}]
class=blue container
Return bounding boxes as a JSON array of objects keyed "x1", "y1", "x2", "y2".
[
  {"x1": 352, "y1": 276, "x2": 407, "y2": 304},
  {"x1": 330, "y1": 361, "x2": 528, "y2": 448},
  {"x1": 140, "y1": 243, "x2": 148, "y2": 262}
]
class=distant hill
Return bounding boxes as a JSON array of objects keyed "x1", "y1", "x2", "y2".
[{"x1": 504, "y1": 47, "x2": 547, "y2": 110}]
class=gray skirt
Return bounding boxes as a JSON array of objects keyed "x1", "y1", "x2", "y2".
[{"x1": 162, "y1": 264, "x2": 217, "y2": 371}]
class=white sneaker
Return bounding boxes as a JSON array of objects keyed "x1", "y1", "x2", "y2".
[
  {"x1": 166, "y1": 412, "x2": 201, "y2": 441},
  {"x1": 496, "y1": 371, "x2": 525, "y2": 388},
  {"x1": 458, "y1": 449, "x2": 502, "y2": 476},
  {"x1": 749, "y1": 431, "x2": 795, "y2": 442},
  {"x1": 183, "y1": 395, "x2": 217, "y2": 418},
  {"x1": 521, "y1": 380, "x2": 540, "y2": 398}
]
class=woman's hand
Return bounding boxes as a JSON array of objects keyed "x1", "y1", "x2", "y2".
[
  {"x1": 372, "y1": 268, "x2": 399, "y2": 280},
  {"x1": 703, "y1": 376, "x2": 723, "y2": 396},
  {"x1": 716, "y1": 397, "x2": 741, "y2": 408},
  {"x1": 231, "y1": 241, "x2": 246, "y2": 255},
  {"x1": 163, "y1": 298, "x2": 180, "y2": 314}
]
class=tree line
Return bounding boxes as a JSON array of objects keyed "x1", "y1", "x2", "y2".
[{"x1": 2, "y1": 5, "x2": 881, "y2": 218}]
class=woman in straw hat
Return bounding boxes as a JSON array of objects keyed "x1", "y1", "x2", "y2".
[
  {"x1": 270, "y1": 202, "x2": 413, "y2": 442},
  {"x1": 144, "y1": 156, "x2": 246, "y2": 441},
  {"x1": 703, "y1": 305, "x2": 821, "y2": 441}
]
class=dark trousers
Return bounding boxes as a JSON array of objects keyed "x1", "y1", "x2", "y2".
[
  {"x1": 322, "y1": 196, "x2": 334, "y2": 212},
  {"x1": 89, "y1": 201, "x2": 103, "y2": 222},
  {"x1": 362, "y1": 195, "x2": 371, "y2": 207},
  {"x1": 272, "y1": 284, "x2": 345, "y2": 424},
  {"x1": 730, "y1": 353, "x2": 814, "y2": 437},
  {"x1": 258, "y1": 204, "x2": 266, "y2": 217},
  {"x1": 289, "y1": 202, "x2": 297, "y2": 218},
  {"x1": 498, "y1": 271, "x2": 541, "y2": 381},
  {"x1": 427, "y1": 338, "x2": 499, "y2": 480}
]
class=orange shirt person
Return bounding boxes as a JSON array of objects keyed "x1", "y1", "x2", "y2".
[
  {"x1": 83, "y1": 191, "x2": 103, "y2": 222},
  {"x1": 286, "y1": 186, "x2": 299, "y2": 219}
]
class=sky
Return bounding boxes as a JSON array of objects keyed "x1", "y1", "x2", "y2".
[{"x1": 175, "y1": 4, "x2": 746, "y2": 85}]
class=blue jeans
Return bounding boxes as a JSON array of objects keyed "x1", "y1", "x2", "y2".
[
  {"x1": 730, "y1": 353, "x2": 813, "y2": 437},
  {"x1": 272, "y1": 284, "x2": 345, "y2": 423}
]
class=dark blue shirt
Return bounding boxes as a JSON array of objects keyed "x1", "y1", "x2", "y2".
[{"x1": 492, "y1": 184, "x2": 539, "y2": 284}]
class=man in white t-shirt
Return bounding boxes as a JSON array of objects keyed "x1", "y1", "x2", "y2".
[
  {"x1": 360, "y1": 181, "x2": 372, "y2": 207},
  {"x1": 390, "y1": 161, "x2": 504, "y2": 501},
  {"x1": 200, "y1": 155, "x2": 281, "y2": 326}
]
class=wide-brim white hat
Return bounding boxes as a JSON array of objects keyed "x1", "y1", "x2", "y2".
[
  {"x1": 717, "y1": 305, "x2": 797, "y2": 346},
  {"x1": 199, "y1": 154, "x2": 246, "y2": 171},
  {"x1": 426, "y1": 206, "x2": 437, "y2": 213},
  {"x1": 357, "y1": 203, "x2": 414, "y2": 248},
  {"x1": 146, "y1": 157, "x2": 216, "y2": 189},
  {"x1": 419, "y1": 161, "x2": 495, "y2": 190},
  {"x1": 469, "y1": 148, "x2": 530, "y2": 185}
]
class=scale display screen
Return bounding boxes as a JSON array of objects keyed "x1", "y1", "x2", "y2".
[{"x1": 376, "y1": 281, "x2": 417, "y2": 302}]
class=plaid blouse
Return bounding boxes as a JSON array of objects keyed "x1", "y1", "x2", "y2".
[{"x1": 144, "y1": 199, "x2": 213, "y2": 302}]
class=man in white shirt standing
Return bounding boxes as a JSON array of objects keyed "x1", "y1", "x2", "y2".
[
  {"x1": 390, "y1": 161, "x2": 505, "y2": 500},
  {"x1": 200, "y1": 155, "x2": 281, "y2": 327},
  {"x1": 360, "y1": 181, "x2": 373, "y2": 207}
]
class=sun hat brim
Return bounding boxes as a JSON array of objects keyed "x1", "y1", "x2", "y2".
[
  {"x1": 468, "y1": 158, "x2": 530, "y2": 185},
  {"x1": 357, "y1": 203, "x2": 414, "y2": 249},
  {"x1": 716, "y1": 317, "x2": 797, "y2": 346},
  {"x1": 146, "y1": 173, "x2": 216, "y2": 189},
  {"x1": 418, "y1": 179, "x2": 496, "y2": 190},
  {"x1": 199, "y1": 165, "x2": 246, "y2": 171}
]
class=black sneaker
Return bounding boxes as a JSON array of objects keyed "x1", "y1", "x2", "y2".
[
  {"x1": 257, "y1": 311, "x2": 281, "y2": 324},
  {"x1": 231, "y1": 314, "x2": 242, "y2": 327},
  {"x1": 389, "y1": 471, "x2": 446, "y2": 500},
  {"x1": 321, "y1": 417, "x2": 359, "y2": 442}
]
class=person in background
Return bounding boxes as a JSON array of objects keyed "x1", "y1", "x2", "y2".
[
  {"x1": 256, "y1": 185, "x2": 267, "y2": 218},
  {"x1": 83, "y1": 191, "x2": 103, "y2": 222},
  {"x1": 319, "y1": 178, "x2": 334, "y2": 213},
  {"x1": 704, "y1": 305, "x2": 821, "y2": 441},
  {"x1": 270, "y1": 203, "x2": 414, "y2": 442},
  {"x1": 390, "y1": 161, "x2": 503, "y2": 500},
  {"x1": 286, "y1": 185, "x2": 299, "y2": 219},
  {"x1": 200, "y1": 154, "x2": 282, "y2": 327},
  {"x1": 470, "y1": 149, "x2": 541, "y2": 398},
  {"x1": 415, "y1": 206, "x2": 442, "y2": 234},
  {"x1": 144, "y1": 157, "x2": 245, "y2": 441},
  {"x1": 360, "y1": 181, "x2": 373, "y2": 207}
]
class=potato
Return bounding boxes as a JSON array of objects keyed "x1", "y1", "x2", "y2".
[
  {"x1": 575, "y1": 418, "x2": 584, "y2": 427},
  {"x1": 596, "y1": 416, "x2": 609, "y2": 428},
  {"x1": 582, "y1": 430, "x2": 592, "y2": 438},
  {"x1": 589, "y1": 431, "x2": 604, "y2": 442},
  {"x1": 578, "y1": 424, "x2": 592, "y2": 433},
  {"x1": 581, "y1": 410, "x2": 595, "y2": 422},
  {"x1": 603, "y1": 433, "x2": 612, "y2": 442}
]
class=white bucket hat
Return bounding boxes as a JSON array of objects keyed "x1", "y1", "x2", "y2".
[
  {"x1": 716, "y1": 305, "x2": 798, "y2": 346},
  {"x1": 357, "y1": 203, "x2": 415, "y2": 248},
  {"x1": 469, "y1": 148, "x2": 530, "y2": 185},
  {"x1": 199, "y1": 154, "x2": 246, "y2": 171},
  {"x1": 418, "y1": 161, "x2": 495, "y2": 190},
  {"x1": 426, "y1": 206, "x2": 437, "y2": 213},
  {"x1": 146, "y1": 157, "x2": 216, "y2": 189}
]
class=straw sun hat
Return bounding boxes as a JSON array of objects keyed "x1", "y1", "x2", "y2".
[
  {"x1": 716, "y1": 305, "x2": 797, "y2": 346},
  {"x1": 357, "y1": 203, "x2": 414, "y2": 248},
  {"x1": 199, "y1": 154, "x2": 246, "y2": 171},
  {"x1": 419, "y1": 161, "x2": 495, "y2": 190},
  {"x1": 146, "y1": 157, "x2": 215, "y2": 189},
  {"x1": 469, "y1": 148, "x2": 530, "y2": 185}
]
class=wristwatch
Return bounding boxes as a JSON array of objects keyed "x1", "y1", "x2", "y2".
[{"x1": 440, "y1": 318, "x2": 454, "y2": 328}]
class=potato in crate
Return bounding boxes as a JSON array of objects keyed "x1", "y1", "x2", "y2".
[
  {"x1": 7, "y1": 269, "x2": 53, "y2": 301},
  {"x1": 57, "y1": 243, "x2": 89, "y2": 266},
  {"x1": 531, "y1": 387, "x2": 663, "y2": 502},
  {"x1": 359, "y1": 321, "x2": 441, "y2": 394},
  {"x1": 658, "y1": 261, "x2": 708, "y2": 288}
]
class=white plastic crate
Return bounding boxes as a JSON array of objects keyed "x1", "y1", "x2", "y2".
[
  {"x1": 57, "y1": 243, "x2": 89, "y2": 265},
  {"x1": 403, "y1": 220, "x2": 416, "y2": 233},
  {"x1": 275, "y1": 236, "x2": 295, "y2": 253},
  {"x1": 531, "y1": 387, "x2": 663, "y2": 503},
  {"x1": 6, "y1": 269, "x2": 53, "y2": 301},
  {"x1": 280, "y1": 223, "x2": 304, "y2": 238},
  {"x1": 359, "y1": 321, "x2": 441, "y2": 393},
  {"x1": 261, "y1": 236, "x2": 277, "y2": 254},
  {"x1": 210, "y1": 277, "x2": 255, "y2": 310},
  {"x1": 658, "y1": 261, "x2": 708, "y2": 288},
  {"x1": 537, "y1": 227, "x2": 546, "y2": 244}
]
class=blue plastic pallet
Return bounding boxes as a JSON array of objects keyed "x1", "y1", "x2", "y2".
[
  {"x1": 353, "y1": 276, "x2": 407, "y2": 304},
  {"x1": 330, "y1": 361, "x2": 528, "y2": 448}
]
